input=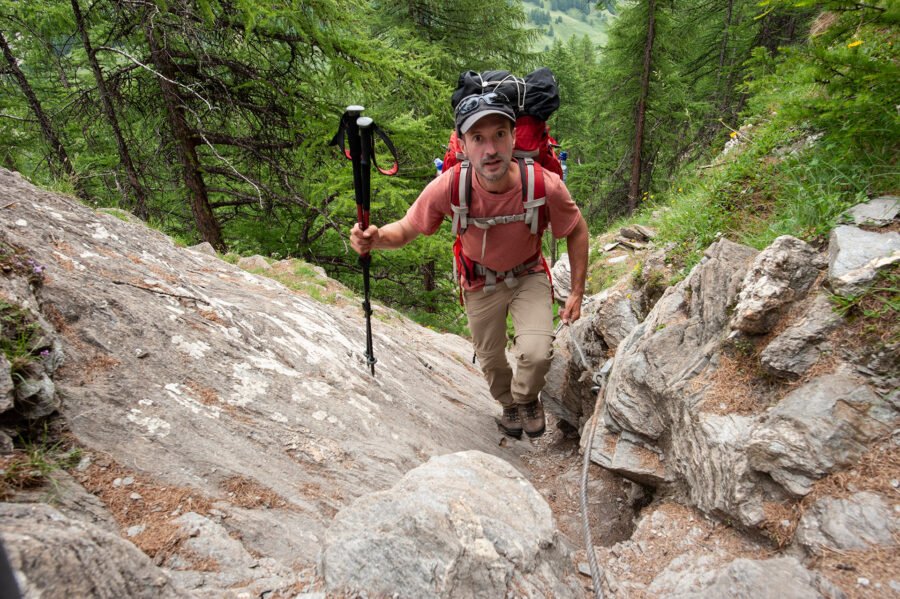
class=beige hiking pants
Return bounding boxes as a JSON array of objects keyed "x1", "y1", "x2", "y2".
[{"x1": 464, "y1": 272, "x2": 555, "y2": 408}]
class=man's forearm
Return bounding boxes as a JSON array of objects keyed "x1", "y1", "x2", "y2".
[
  {"x1": 373, "y1": 217, "x2": 419, "y2": 250},
  {"x1": 566, "y1": 217, "x2": 589, "y2": 296}
]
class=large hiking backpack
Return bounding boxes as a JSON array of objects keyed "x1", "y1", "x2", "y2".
[{"x1": 442, "y1": 67, "x2": 563, "y2": 177}]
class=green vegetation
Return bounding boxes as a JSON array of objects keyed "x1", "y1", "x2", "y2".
[
  {"x1": 0, "y1": 426, "x2": 82, "y2": 499},
  {"x1": 1, "y1": 0, "x2": 897, "y2": 333}
]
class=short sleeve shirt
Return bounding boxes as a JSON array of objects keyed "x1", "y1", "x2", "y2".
[{"x1": 405, "y1": 161, "x2": 582, "y2": 290}]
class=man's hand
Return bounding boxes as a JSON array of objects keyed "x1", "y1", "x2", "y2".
[
  {"x1": 350, "y1": 223, "x2": 379, "y2": 255},
  {"x1": 560, "y1": 292, "x2": 583, "y2": 324}
]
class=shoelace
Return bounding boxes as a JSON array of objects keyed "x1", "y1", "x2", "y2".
[{"x1": 503, "y1": 406, "x2": 520, "y2": 422}]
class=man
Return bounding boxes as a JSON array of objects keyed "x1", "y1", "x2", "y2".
[{"x1": 350, "y1": 94, "x2": 588, "y2": 439}]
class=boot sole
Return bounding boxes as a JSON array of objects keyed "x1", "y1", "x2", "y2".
[
  {"x1": 495, "y1": 418, "x2": 523, "y2": 439},
  {"x1": 525, "y1": 426, "x2": 545, "y2": 439}
]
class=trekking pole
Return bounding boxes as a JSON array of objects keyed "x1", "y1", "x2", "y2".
[
  {"x1": 357, "y1": 115, "x2": 377, "y2": 375},
  {"x1": 330, "y1": 106, "x2": 399, "y2": 376}
]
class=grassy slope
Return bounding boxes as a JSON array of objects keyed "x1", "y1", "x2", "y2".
[{"x1": 523, "y1": 0, "x2": 610, "y2": 51}]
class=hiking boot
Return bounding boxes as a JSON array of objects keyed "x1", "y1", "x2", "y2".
[
  {"x1": 497, "y1": 404, "x2": 523, "y2": 439},
  {"x1": 521, "y1": 398, "x2": 546, "y2": 438}
]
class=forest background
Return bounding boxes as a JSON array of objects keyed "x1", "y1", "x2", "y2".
[{"x1": 1, "y1": 0, "x2": 896, "y2": 334}]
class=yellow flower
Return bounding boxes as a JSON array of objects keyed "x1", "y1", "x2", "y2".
[
  {"x1": 678, "y1": 187, "x2": 683, "y2": 192},
  {"x1": 847, "y1": 40, "x2": 863, "y2": 48},
  {"x1": 729, "y1": 131, "x2": 738, "y2": 138}
]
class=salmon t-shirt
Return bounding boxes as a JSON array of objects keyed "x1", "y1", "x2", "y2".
[{"x1": 405, "y1": 162, "x2": 582, "y2": 290}]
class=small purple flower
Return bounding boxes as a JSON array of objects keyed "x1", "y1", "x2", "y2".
[
  {"x1": 33, "y1": 265, "x2": 44, "y2": 274},
  {"x1": 40, "y1": 350, "x2": 50, "y2": 358}
]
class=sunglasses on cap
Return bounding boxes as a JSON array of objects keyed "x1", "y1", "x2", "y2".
[{"x1": 454, "y1": 92, "x2": 512, "y2": 118}]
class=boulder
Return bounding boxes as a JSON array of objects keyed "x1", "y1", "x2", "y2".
[
  {"x1": 731, "y1": 236, "x2": 825, "y2": 335},
  {"x1": 236, "y1": 254, "x2": 271, "y2": 271},
  {"x1": 322, "y1": 451, "x2": 580, "y2": 598},
  {"x1": 795, "y1": 491, "x2": 899, "y2": 553},
  {"x1": 747, "y1": 371, "x2": 895, "y2": 496},
  {"x1": 827, "y1": 225, "x2": 900, "y2": 296},
  {"x1": 551, "y1": 253, "x2": 572, "y2": 304},
  {"x1": 188, "y1": 242, "x2": 217, "y2": 256},
  {"x1": 0, "y1": 502, "x2": 187, "y2": 598},
  {"x1": 647, "y1": 556, "x2": 846, "y2": 599},
  {"x1": 759, "y1": 293, "x2": 842, "y2": 379},
  {"x1": 843, "y1": 196, "x2": 899, "y2": 227}
]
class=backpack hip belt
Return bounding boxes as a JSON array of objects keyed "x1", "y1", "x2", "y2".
[{"x1": 474, "y1": 255, "x2": 543, "y2": 293}]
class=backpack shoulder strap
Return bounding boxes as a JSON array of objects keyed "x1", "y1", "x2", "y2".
[
  {"x1": 450, "y1": 160, "x2": 472, "y2": 235},
  {"x1": 518, "y1": 158, "x2": 547, "y2": 235}
]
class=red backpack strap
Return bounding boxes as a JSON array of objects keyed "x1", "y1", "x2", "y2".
[{"x1": 450, "y1": 161, "x2": 471, "y2": 235}]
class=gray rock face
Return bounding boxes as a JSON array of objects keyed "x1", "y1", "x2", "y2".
[
  {"x1": 747, "y1": 371, "x2": 895, "y2": 496},
  {"x1": 843, "y1": 196, "x2": 899, "y2": 227},
  {"x1": 795, "y1": 492, "x2": 899, "y2": 553},
  {"x1": 648, "y1": 556, "x2": 846, "y2": 599},
  {"x1": 551, "y1": 252, "x2": 572, "y2": 304},
  {"x1": 0, "y1": 167, "x2": 527, "y2": 594},
  {"x1": 602, "y1": 238, "x2": 758, "y2": 440},
  {"x1": 731, "y1": 236, "x2": 825, "y2": 334},
  {"x1": 0, "y1": 355, "x2": 12, "y2": 413},
  {"x1": 322, "y1": 451, "x2": 580, "y2": 599},
  {"x1": 759, "y1": 293, "x2": 842, "y2": 379},
  {"x1": 0, "y1": 502, "x2": 187, "y2": 598},
  {"x1": 592, "y1": 280, "x2": 641, "y2": 350},
  {"x1": 828, "y1": 225, "x2": 900, "y2": 296},
  {"x1": 167, "y1": 511, "x2": 294, "y2": 596},
  {"x1": 592, "y1": 239, "x2": 779, "y2": 525}
]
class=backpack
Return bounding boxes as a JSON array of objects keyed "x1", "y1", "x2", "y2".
[{"x1": 442, "y1": 68, "x2": 563, "y2": 177}]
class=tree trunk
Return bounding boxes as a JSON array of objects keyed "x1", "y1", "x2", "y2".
[
  {"x1": 715, "y1": 0, "x2": 734, "y2": 109},
  {"x1": 143, "y1": 21, "x2": 225, "y2": 250},
  {"x1": 71, "y1": 0, "x2": 149, "y2": 220},
  {"x1": 627, "y1": 0, "x2": 656, "y2": 214},
  {"x1": 0, "y1": 30, "x2": 87, "y2": 199},
  {"x1": 421, "y1": 259, "x2": 436, "y2": 312}
]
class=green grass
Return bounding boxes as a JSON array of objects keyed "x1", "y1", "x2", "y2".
[{"x1": 524, "y1": 0, "x2": 611, "y2": 51}]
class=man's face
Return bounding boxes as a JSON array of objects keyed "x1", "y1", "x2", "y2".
[{"x1": 460, "y1": 115, "x2": 516, "y2": 185}]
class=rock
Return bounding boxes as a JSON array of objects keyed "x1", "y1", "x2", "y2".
[
  {"x1": 0, "y1": 354, "x2": 13, "y2": 413},
  {"x1": 827, "y1": 225, "x2": 900, "y2": 296},
  {"x1": 759, "y1": 294, "x2": 842, "y2": 379},
  {"x1": 731, "y1": 236, "x2": 825, "y2": 335},
  {"x1": 603, "y1": 242, "x2": 620, "y2": 252},
  {"x1": 843, "y1": 196, "x2": 899, "y2": 227},
  {"x1": 747, "y1": 371, "x2": 895, "y2": 496},
  {"x1": 616, "y1": 237, "x2": 648, "y2": 250},
  {"x1": 236, "y1": 254, "x2": 271, "y2": 271},
  {"x1": 551, "y1": 253, "x2": 572, "y2": 304},
  {"x1": 0, "y1": 502, "x2": 187, "y2": 598},
  {"x1": 591, "y1": 280, "x2": 641, "y2": 350},
  {"x1": 14, "y1": 374, "x2": 58, "y2": 419},
  {"x1": 795, "y1": 491, "x2": 899, "y2": 553},
  {"x1": 188, "y1": 241, "x2": 217, "y2": 256},
  {"x1": 589, "y1": 428, "x2": 670, "y2": 486},
  {"x1": 322, "y1": 451, "x2": 580, "y2": 599},
  {"x1": 603, "y1": 238, "x2": 758, "y2": 440},
  {"x1": 648, "y1": 556, "x2": 845, "y2": 599},
  {"x1": 167, "y1": 511, "x2": 295, "y2": 594},
  {"x1": 620, "y1": 226, "x2": 653, "y2": 242},
  {"x1": 0, "y1": 167, "x2": 529, "y2": 594}
]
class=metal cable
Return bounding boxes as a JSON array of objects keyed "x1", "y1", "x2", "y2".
[{"x1": 562, "y1": 323, "x2": 605, "y2": 599}]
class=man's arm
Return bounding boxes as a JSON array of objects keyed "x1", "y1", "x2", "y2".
[
  {"x1": 560, "y1": 215, "x2": 589, "y2": 323},
  {"x1": 350, "y1": 215, "x2": 421, "y2": 255}
]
